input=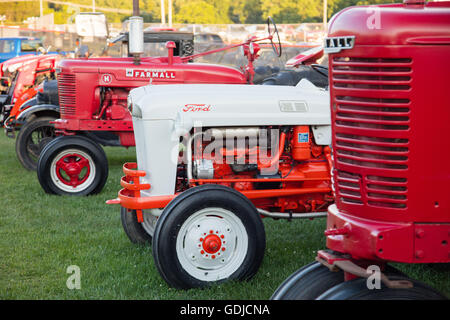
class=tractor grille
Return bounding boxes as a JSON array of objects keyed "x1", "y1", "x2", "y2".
[
  {"x1": 57, "y1": 73, "x2": 76, "y2": 116},
  {"x1": 331, "y1": 57, "x2": 411, "y2": 210}
]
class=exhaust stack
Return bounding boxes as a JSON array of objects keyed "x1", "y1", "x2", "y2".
[{"x1": 129, "y1": 16, "x2": 144, "y2": 65}]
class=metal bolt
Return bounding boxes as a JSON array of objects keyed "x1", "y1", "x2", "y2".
[
  {"x1": 416, "y1": 229, "x2": 425, "y2": 239},
  {"x1": 415, "y1": 250, "x2": 425, "y2": 259}
]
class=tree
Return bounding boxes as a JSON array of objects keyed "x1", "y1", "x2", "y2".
[
  {"x1": 261, "y1": 0, "x2": 323, "y2": 23},
  {"x1": 174, "y1": 0, "x2": 222, "y2": 24},
  {"x1": 229, "y1": 0, "x2": 264, "y2": 24},
  {"x1": 0, "y1": 0, "x2": 401, "y2": 25}
]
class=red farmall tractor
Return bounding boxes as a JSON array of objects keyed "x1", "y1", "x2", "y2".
[
  {"x1": 272, "y1": 0, "x2": 450, "y2": 300},
  {"x1": 36, "y1": 17, "x2": 318, "y2": 196},
  {"x1": 9, "y1": 29, "x2": 195, "y2": 171}
]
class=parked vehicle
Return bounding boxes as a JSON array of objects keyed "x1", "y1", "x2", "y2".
[
  {"x1": 272, "y1": 0, "x2": 450, "y2": 300},
  {"x1": 36, "y1": 17, "x2": 285, "y2": 196},
  {"x1": 0, "y1": 37, "x2": 45, "y2": 63},
  {"x1": 0, "y1": 53, "x2": 61, "y2": 133},
  {"x1": 9, "y1": 29, "x2": 195, "y2": 171},
  {"x1": 194, "y1": 33, "x2": 224, "y2": 53},
  {"x1": 107, "y1": 79, "x2": 333, "y2": 289},
  {"x1": 194, "y1": 33, "x2": 224, "y2": 44},
  {"x1": 109, "y1": 29, "x2": 194, "y2": 57}
]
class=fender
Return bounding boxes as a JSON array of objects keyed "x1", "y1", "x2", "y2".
[
  {"x1": 3, "y1": 97, "x2": 39, "y2": 132},
  {"x1": 285, "y1": 46, "x2": 324, "y2": 68},
  {"x1": 16, "y1": 103, "x2": 60, "y2": 123},
  {"x1": 17, "y1": 96, "x2": 38, "y2": 113}
]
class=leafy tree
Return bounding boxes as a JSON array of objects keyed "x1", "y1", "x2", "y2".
[
  {"x1": 174, "y1": 0, "x2": 223, "y2": 24},
  {"x1": 0, "y1": 0, "x2": 401, "y2": 24},
  {"x1": 1, "y1": 2, "x2": 40, "y2": 22},
  {"x1": 229, "y1": 0, "x2": 264, "y2": 24},
  {"x1": 261, "y1": 0, "x2": 323, "y2": 23}
]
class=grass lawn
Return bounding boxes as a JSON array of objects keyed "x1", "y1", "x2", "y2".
[{"x1": 0, "y1": 133, "x2": 449, "y2": 299}]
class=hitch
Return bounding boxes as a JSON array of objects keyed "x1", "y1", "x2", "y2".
[
  {"x1": 316, "y1": 250, "x2": 414, "y2": 289},
  {"x1": 3, "y1": 116, "x2": 15, "y2": 138}
]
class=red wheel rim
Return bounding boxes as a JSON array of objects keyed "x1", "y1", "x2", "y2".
[{"x1": 55, "y1": 153, "x2": 91, "y2": 188}]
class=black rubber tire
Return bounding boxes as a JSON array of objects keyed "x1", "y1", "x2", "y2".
[
  {"x1": 270, "y1": 261, "x2": 407, "y2": 300},
  {"x1": 262, "y1": 66, "x2": 328, "y2": 88},
  {"x1": 120, "y1": 206, "x2": 153, "y2": 245},
  {"x1": 15, "y1": 116, "x2": 57, "y2": 171},
  {"x1": 152, "y1": 184, "x2": 266, "y2": 289},
  {"x1": 37, "y1": 135, "x2": 108, "y2": 196},
  {"x1": 271, "y1": 261, "x2": 344, "y2": 300},
  {"x1": 317, "y1": 275, "x2": 448, "y2": 300}
]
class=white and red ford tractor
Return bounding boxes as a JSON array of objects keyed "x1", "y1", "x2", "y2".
[{"x1": 108, "y1": 80, "x2": 333, "y2": 289}]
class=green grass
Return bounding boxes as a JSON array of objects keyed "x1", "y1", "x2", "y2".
[{"x1": 0, "y1": 133, "x2": 449, "y2": 299}]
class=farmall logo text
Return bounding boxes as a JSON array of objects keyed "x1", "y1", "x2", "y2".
[
  {"x1": 182, "y1": 104, "x2": 211, "y2": 112},
  {"x1": 323, "y1": 36, "x2": 355, "y2": 54},
  {"x1": 125, "y1": 68, "x2": 176, "y2": 79}
]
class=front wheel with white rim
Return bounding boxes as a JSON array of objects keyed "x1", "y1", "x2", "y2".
[
  {"x1": 152, "y1": 184, "x2": 266, "y2": 289},
  {"x1": 37, "y1": 135, "x2": 108, "y2": 196}
]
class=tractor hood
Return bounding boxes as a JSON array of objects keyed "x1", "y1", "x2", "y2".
[
  {"x1": 129, "y1": 80, "x2": 330, "y2": 130},
  {"x1": 129, "y1": 80, "x2": 330, "y2": 197},
  {"x1": 56, "y1": 58, "x2": 247, "y2": 85},
  {"x1": 327, "y1": 1, "x2": 450, "y2": 46}
]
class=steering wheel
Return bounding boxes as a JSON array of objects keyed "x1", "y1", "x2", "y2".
[{"x1": 267, "y1": 16, "x2": 282, "y2": 58}]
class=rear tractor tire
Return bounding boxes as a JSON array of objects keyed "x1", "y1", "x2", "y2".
[
  {"x1": 37, "y1": 135, "x2": 108, "y2": 196},
  {"x1": 15, "y1": 116, "x2": 57, "y2": 171},
  {"x1": 317, "y1": 275, "x2": 447, "y2": 300},
  {"x1": 271, "y1": 262, "x2": 407, "y2": 300},
  {"x1": 152, "y1": 184, "x2": 266, "y2": 289},
  {"x1": 271, "y1": 261, "x2": 345, "y2": 300}
]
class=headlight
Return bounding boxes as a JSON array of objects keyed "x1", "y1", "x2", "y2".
[
  {"x1": 132, "y1": 104, "x2": 142, "y2": 118},
  {"x1": 127, "y1": 95, "x2": 132, "y2": 113},
  {"x1": 128, "y1": 97, "x2": 142, "y2": 118}
]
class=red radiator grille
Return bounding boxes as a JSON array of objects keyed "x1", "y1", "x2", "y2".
[
  {"x1": 336, "y1": 170, "x2": 363, "y2": 205},
  {"x1": 57, "y1": 73, "x2": 76, "y2": 116},
  {"x1": 332, "y1": 57, "x2": 411, "y2": 209}
]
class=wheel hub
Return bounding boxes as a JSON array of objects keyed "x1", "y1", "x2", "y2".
[
  {"x1": 199, "y1": 230, "x2": 226, "y2": 259},
  {"x1": 55, "y1": 153, "x2": 90, "y2": 187},
  {"x1": 175, "y1": 208, "x2": 249, "y2": 282},
  {"x1": 202, "y1": 232, "x2": 223, "y2": 255},
  {"x1": 50, "y1": 148, "x2": 96, "y2": 193}
]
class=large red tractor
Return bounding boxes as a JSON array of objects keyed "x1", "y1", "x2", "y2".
[
  {"x1": 9, "y1": 29, "x2": 195, "y2": 171},
  {"x1": 272, "y1": 0, "x2": 450, "y2": 300}
]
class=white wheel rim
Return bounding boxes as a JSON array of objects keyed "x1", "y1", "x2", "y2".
[
  {"x1": 141, "y1": 209, "x2": 160, "y2": 237},
  {"x1": 175, "y1": 207, "x2": 248, "y2": 282},
  {"x1": 49, "y1": 148, "x2": 96, "y2": 193}
]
